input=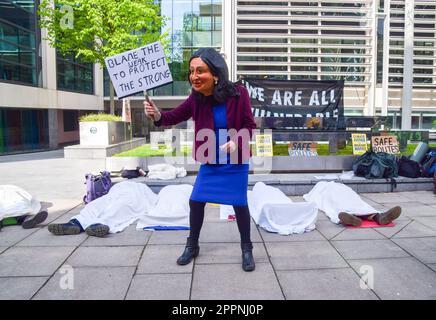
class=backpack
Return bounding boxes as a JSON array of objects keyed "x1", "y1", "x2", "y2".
[
  {"x1": 398, "y1": 156, "x2": 422, "y2": 178},
  {"x1": 352, "y1": 151, "x2": 398, "y2": 179},
  {"x1": 421, "y1": 151, "x2": 436, "y2": 177},
  {"x1": 83, "y1": 171, "x2": 112, "y2": 204},
  {"x1": 121, "y1": 167, "x2": 149, "y2": 179}
]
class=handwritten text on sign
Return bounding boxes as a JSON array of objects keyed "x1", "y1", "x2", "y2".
[
  {"x1": 104, "y1": 42, "x2": 173, "y2": 98},
  {"x1": 352, "y1": 133, "x2": 368, "y2": 155},
  {"x1": 371, "y1": 136, "x2": 400, "y2": 154},
  {"x1": 255, "y1": 134, "x2": 273, "y2": 157}
]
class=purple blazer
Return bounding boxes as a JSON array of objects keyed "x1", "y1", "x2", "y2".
[{"x1": 154, "y1": 85, "x2": 257, "y2": 164}]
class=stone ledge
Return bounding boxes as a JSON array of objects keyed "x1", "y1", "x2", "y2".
[{"x1": 64, "y1": 138, "x2": 145, "y2": 159}]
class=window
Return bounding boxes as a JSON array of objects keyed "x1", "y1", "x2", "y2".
[
  {"x1": 63, "y1": 110, "x2": 79, "y2": 132},
  {"x1": 57, "y1": 52, "x2": 94, "y2": 94}
]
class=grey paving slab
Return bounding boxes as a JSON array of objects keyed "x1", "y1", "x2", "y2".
[
  {"x1": 399, "y1": 204, "x2": 436, "y2": 219},
  {"x1": 195, "y1": 242, "x2": 269, "y2": 264},
  {"x1": 392, "y1": 221, "x2": 436, "y2": 238},
  {"x1": 203, "y1": 206, "x2": 221, "y2": 222},
  {"x1": 316, "y1": 210, "x2": 329, "y2": 221},
  {"x1": 392, "y1": 237, "x2": 436, "y2": 264},
  {"x1": 373, "y1": 220, "x2": 413, "y2": 238},
  {"x1": 413, "y1": 217, "x2": 436, "y2": 232},
  {"x1": 259, "y1": 228, "x2": 325, "y2": 242},
  {"x1": 0, "y1": 247, "x2": 7, "y2": 254},
  {"x1": 428, "y1": 264, "x2": 436, "y2": 272},
  {"x1": 199, "y1": 221, "x2": 262, "y2": 243},
  {"x1": 65, "y1": 246, "x2": 143, "y2": 267},
  {"x1": 0, "y1": 277, "x2": 48, "y2": 300},
  {"x1": 400, "y1": 191, "x2": 436, "y2": 205},
  {"x1": 126, "y1": 274, "x2": 191, "y2": 300},
  {"x1": 277, "y1": 269, "x2": 378, "y2": 300},
  {"x1": 137, "y1": 244, "x2": 193, "y2": 274},
  {"x1": 147, "y1": 230, "x2": 190, "y2": 245},
  {"x1": 191, "y1": 263, "x2": 284, "y2": 300},
  {"x1": 265, "y1": 241, "x2": 348, "y2": 270},
  {"x1": 315, "y1": 220, "x2": 346, "y2": 240},
  {"x1": 332, "y1": 228, "x2": 387, "y2": 241},
  {"x1": 361, "y1": 192, "x2": 413, "y2": 204},
  {"x1": 33, "y1": 267, "x2": 135, "y2": 300},
  {"x1": 82, "y1": 226, "x2": 152, "y2": 246},
  {"x1": 0, "y1": 226, "x2": 37, "y2": 247},
  {"x1": 332, "y1": 240, "x2": 410, "y2": 260},
  {"x1": 0, "y1": 247, "x2": 75, "y2": 277},
  {"x1": 16, "y1": 227, "x2": 88, "y2": 247},
  {"x1": 349, "y1": 257, "x2": 436, "y2": 300}
]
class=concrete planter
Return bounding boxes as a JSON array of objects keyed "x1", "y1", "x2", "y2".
[{"x1": 79, "y1": 121, "x2": 132, "y2": 146}]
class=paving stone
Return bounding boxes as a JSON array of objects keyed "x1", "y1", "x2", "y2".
[
  {"x1": 265, "y1": 241, "x2": 348, "y2": 270},
  {"x1": 65, "y1": 246, "x2": 143, "y2": 267},
  {"x1": 0, "y1": 226, "x2": 37, "y2": 247},
  {"x1": 428, "y1": 264, "x2": 436, "y2": 272},
  {"x1": 373, "y1": 220, "x2": 413, "y2": 238},
  {"x1": 392, "y1": 237, "x2": 436, "y2": 264},
  {"x1": 191, "y1": 263, "x2": 284, "y2": 300},
  {"x1": 0, "y1": 277, "x2": 48, "y2": 300},
  {"x1": 126, "y1": 274, "x2": 191, "y2": 300},
  {"x1": 147, "y1": 230, "x2": 190, "y2": 245},
  {"x1": 315, "y1": 220, "x2": 346, "y2": 240},
  {"x1": 0, "y1": 247, "x2": 75, "y2": 277},
  {"x1": 0, "y1": 247, "x2": 7, "y2": 254},
  {"x1": 259, "y1": 228, "x2": 325, "y2": 242},
  {"x1": 277, "y1": 269, "x2": 378, "y2": 300},
  {"x1": 16, "y1": 227, "x2": 88, "y2": 247},
  {"x1": 361, "y1": 192, "x2": 412, "y2": 204},
  {"x1": 332, "y1": 228, "x2": 387, "y2": 241},
  {"x1": 195, "y1": 242, "x2": 269, "y2": 264},
  {"x1": 33, "y1": 267, "x2": 135, "y2": 300},
  {"x1": 392, "y1": 221, "x2": 436, "y2": 238},
  {"x1": 199, "y1": 221, "x2": 262, "y2": 243},
  {"x1": 82, "y1": 225, "x2": 152, "y2": 246},
  {"x1": 413, "y1": 217, "x2": 436, "y2": 232},
  {"x1": 399, "y1": 204, "x2": 436, "y2": 219},
  {"x1": 332, "y1": 240, "x2": 410, "y2": 260},
  {"x1": 400, "y1": 191, "x2": 436, "y2": 205},
  {"x1": 349, "y1": 257, "x2": 436, "y2": 300},
  {"x1": 137, "y1": 244, "x2": 193, "y2": 274}
]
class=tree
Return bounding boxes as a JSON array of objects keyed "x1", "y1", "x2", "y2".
[{"x1": 39, "y1": 0, "x2": 168, "y2": 114}]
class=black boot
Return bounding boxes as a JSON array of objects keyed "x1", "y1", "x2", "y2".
[
  {"x1": 241, "y1": 242, "x2": 255, "y2": 272},
  {"x1": 177, "y1": 237, "x2": 199, "y2": 265}
]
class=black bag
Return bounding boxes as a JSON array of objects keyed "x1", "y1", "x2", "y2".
[
  {"x1": 398, "y1": 156, "x2": 422, "y2": 178},
  {"x1": 121, "y1": 167, "x2": 148, "y2": 179},
  {"x1": 353, "y1": 151, "x2": 398, "y2": 179},
  {"x1": 421, "y1": 151, "x2": 436, "y2": 177}
]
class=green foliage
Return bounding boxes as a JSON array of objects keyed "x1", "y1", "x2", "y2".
[
  {"x1": 38, "y1": 0, "x2": 169, "y2": 66},
  {"x1": 79, "y1": 113, "x2": 122, "y2": 122}
]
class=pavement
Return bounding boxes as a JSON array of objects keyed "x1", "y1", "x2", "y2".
[{"x1": 1, "y1": 149, "x2": 436, "y2": 300}]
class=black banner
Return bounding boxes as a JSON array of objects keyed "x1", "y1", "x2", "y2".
[{"x1": 239, "y1": 79, "x2": 344, "y2": 120}]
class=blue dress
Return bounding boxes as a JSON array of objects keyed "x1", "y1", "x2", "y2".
[{"x1": 190, "y1": 103, "x2": 249, "y2": 206}]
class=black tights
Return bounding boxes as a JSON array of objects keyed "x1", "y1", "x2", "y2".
[{"x1": 189, "y1": 200, "x2": 251, "y2": 244}]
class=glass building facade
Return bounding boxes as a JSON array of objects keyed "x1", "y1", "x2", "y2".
[
  {"x1": 57, "y1": 51, "x2": 94, "y2": 94},
  {"x1": 104, "y1": 0, "x2": 223, "y2": 97}
]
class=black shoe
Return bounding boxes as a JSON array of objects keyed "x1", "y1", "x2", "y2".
[
  {"x1": 177, "y1": 237, "x2": 199, "y2": 265},
  {"x1": 48, "y1": 220, "x2": 82, "y2": 235},
  {"x1": 241, "y1": 242, "x2": 255, "y2": 272},
  {"x1": 85, "y1": 224, "x2": 110, "y2": 237},
  {"x1": 21, "y1": 211, "x2": 48, "y2": 229},
  {"x1": 338, "y1": 212, "x2": 362, "y2": 227},
  {"x1": 374, "y1": 206, "x2": 402, "y2": 225}
]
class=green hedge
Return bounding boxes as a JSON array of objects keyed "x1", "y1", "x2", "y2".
[{"x1": 79, "y1": 113, "x2": 122, "y2": 122}]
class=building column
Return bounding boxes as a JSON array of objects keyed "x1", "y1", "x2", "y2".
[
  {"x1": 222, "y1": 0, "x2": 236, "y2": 82},
  {"x1": 48, "y1": 109, "x2": 58, "y2": 149},
  {"x1": 401, "y1": 0, "x2": 414, "y2": 130},
  {"x1": 381, "y1": 0, "x2": 390, "y2": 117},
  {"x1": 367, "y1": 0, "x2": 377, "y2": 116}
]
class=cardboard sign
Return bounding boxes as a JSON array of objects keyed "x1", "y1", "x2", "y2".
[
  {"x1": 255, "y1": 134, "x2": 273, "y2": 157},
  {"x1": 289, "y1": 141, "x2": 318, "y2": 157},
  {"x1": 371, "y1": 136, "x2": 400, "y2": 154},
  {"x1": 104, "y1": 41, "x2": 173, "y2": 99},
  {"x1": 352, "y1": 133, "x2": 368, "y2": 155}
]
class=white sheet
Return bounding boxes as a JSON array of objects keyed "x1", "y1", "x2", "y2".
[
  {"x1": 303, "y1": 181, "x2": 380, "y2": 224},
  {"x1": 0, "y1": 185, "x2": 41, "y2": 220},
  {"x1": 147, "y1": 164, "x2": 187, "y2": 180},
  {"x1": 72, "y1": 181, "x2": 158, "y2": 233}
]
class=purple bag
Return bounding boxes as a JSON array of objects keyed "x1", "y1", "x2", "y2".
[{"x1": 83, "y1": 171, "x2": 112, "y2": 204}]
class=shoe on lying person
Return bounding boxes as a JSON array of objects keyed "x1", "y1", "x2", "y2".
[
  {"x1": 85, "y1": 224, "x2": 109, "y2": 237},
  {"x1": 374, "y1": 206, "x2": 402, "y2": 225},
  {"x1": 48, "y1": 219, "x2": 82, "y2": 235},
  {"x1": 22, "y1": 211, "x2": 48, "y2": 229},
  {"x1": 338, "y1": 212, "x2": 362, "y2": 227}
]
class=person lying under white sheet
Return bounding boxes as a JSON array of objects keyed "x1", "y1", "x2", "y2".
[{"x1": 303, "y1": 181, "x2": 401, "y2": 227}]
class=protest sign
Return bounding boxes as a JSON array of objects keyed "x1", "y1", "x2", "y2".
[
  {"x1": 255, "y1": 134, "x2": 273, "y2": 157},
  {"x1": 105, "y1": 41, "x2": 173, "y2": 98},
  {"x1": 352, "y1": 133, "x2": 368, "y2": 155},
  {"x1": 371, "y1": 136, "x2": 400, "y2": 154},
  {"x1": 288, "y1": 141, "x2": 318, "y2": 157}
]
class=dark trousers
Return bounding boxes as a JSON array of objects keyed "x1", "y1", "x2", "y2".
[{"x1": 188, "y1": 200, "x2": 251, "y2": 244}]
